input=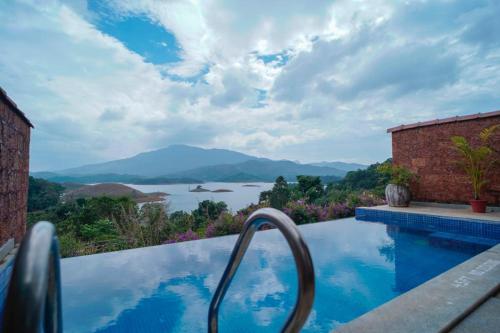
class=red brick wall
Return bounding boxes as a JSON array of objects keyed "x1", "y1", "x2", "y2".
[
  {"x1": 0, "y1": 99, "x2": 31, "y2": 244},
  {"x1": 392, "y1": 116, "x2": 500, "y2": 205}
]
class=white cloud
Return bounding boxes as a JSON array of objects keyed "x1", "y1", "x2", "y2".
[{"x1": 1, "y1": 0, "x2": 499, "y2": 170}]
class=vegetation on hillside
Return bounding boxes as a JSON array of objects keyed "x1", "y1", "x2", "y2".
[
  {"x1": 28, "y1": 176, "x2": 65, "y2": 212},
  {"x1": 27, "y1": 161, "x2": 388, "y2": 258}
]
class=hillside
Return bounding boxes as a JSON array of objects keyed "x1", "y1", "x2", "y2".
[
  {"x1": 63, "y1": 183, "x2": 167, "y2": 203},
  {"x1": 167, "y1": 159, "x2": 345, "y2": 182},
  {"x1": 309, "y1": 161, "x2": 367, "y2": 172},
  {"x1": 30, "y1": 173, "x2": 202, "y2": 185},
  {"x1": 56, "y1": 144, "x2": 260, "y2": 176}
]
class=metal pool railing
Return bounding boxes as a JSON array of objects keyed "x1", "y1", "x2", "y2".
[
  {"x1": 208, "y1": 208, "x2": 315, "y2": 333},
  {"x1": 2, "y1": 221, "x2": 62, "y2": 333}
]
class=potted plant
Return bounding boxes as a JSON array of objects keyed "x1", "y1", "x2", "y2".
[
  {"x1": 377, "y1": 162, "x2": 417, "y2": 207},
  {"x1": 451, "y1": 124, "x2": 499, "y2": 213}
]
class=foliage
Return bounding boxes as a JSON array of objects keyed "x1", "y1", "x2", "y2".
[
  {"x1": 269, "y1": 176, "x2": 290, "y2": 209},
  {"x1": 192, "y1": 200, "x2": 227, "y2": 229},
  {"x1": 451, "y1": 124, "x2": 499, "y2": 199},
  {"x1": 80, "y1": 219, "x2": 117, "y2": 241},
  {"x1": 139, "y1": 203, "x2": 171, "y2": 246},
  {"x1": 376, "y1": 162, "x2": 417, "y2": 187},
  {"x1": 28, "y1": 162, "x2": 390, "y2": 258},
  {"x1": 28, "y1": 176, "x2": 65, "y2": 212},
  {"x1": 295, "y1": 175, "x2": 324, "y2": 203},
  {"x1": 205, "y1": 212, "x2": 245, "y2": 237},
  {"x1": 169, "y1": 211, "x2": 194, "y2": 233},
  {"x1": 259, "y1": 190, "x2": 272, "y2": 204},
  {"x1": 480, "y1": 124, "x2": 500, "y2": 154},
  {"x1": 336, "y1": 160, "x2": 391, "y2": 196},
  {"x1": 165, "y1": 229, "x2": 200, "y2": 244}
]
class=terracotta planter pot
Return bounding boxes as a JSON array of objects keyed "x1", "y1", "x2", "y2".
[
  {"x1": 470, "y1": 199, "x2": 487, "y2": 213},
  {"x1": 385, "y1": 184, "x2": 411, "y2": 207}
]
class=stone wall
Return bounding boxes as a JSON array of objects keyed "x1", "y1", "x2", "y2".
[
  {"x1": 391, "y1": 114, "x2": 500, "y2": 205},
  {"x1": 0, "y1": 92, "x2": 31, "y2": 244}
]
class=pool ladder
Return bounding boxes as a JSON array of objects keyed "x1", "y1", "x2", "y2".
[
  {"x1": 2, "y1": 222, "x2": 62, "y2": 333},
  {"x1": 208, "y1": 208, "x2": 315, "y2": 333},
  {"x1": 2, "y1": 208, "x2": 314, "y2": 333}
]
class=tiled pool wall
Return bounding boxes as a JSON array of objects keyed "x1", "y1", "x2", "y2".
[{"x1": 355, "y1": 208, "x2": 500, "y2": 240}]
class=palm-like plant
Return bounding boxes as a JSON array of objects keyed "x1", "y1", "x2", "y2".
[{"x1": 451, "y1": 124, "x2": 499, "y2": 200}]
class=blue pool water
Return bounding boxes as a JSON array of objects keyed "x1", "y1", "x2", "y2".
[{"x1": 61, "y1": 218, "x2": 492, "y2": 332}]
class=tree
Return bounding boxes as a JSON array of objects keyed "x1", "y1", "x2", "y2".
[
  {"x1": 259, "y1": 190, "x2": 272, "y2": 204},
  {"x1": 270, "y1": 176, "x2": 290, "y2": 209},
  {"x1": 192, "y1": 200, "x2": 227, "y2": 229},
  {"x1": 296, "y1": 175, "x2": 324, "y2": 203},
  {"x1": 28, "y1": 177, "x2": 65, "y2": 212}
]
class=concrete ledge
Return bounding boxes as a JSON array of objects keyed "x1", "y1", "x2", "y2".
[{"x1": 334, "y1": 244, "x2": 500, "y2": 333}]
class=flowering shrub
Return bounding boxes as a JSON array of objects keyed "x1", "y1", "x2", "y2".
[
  {"x1": 355, "y1": 191, "x2": 386, "y2": 207},
  {"x1": 204, "y1": 223, "x2": 216, "y2": 238},
  {"x1": 164, "y1": 229, "x2": 200, "y2": 244},
  {"x1": 283, "y1": 199, "x2": 361, "y2": 224},
  {"x1": 327, "y1": 202, "x2": 353, "y2": 219}
]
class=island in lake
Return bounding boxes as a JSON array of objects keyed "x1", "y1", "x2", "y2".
[
  {"x1": 63, "y1": 183, "x2": 168, "y2": 203},
  {"x1": 211, "y1": 189, "x2": 233, "y2": 193},
  {"x1": 189, "y1": 185, "x2": 211, "y2": 192},
  {"x1": 242, "y1": 184, "x2": 260, "y2": 187}
]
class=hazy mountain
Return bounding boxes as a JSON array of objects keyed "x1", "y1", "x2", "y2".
[
  {"x1": 29, "y1": 173, "x2": 202, "y2": 185},
  {"x1": 167, "y1": 159, "x2": 345, "y2": 182},
  {"x1": 35, "y1": 145, "x2": 347, "y2": 183},
  {"x1": 55, "y1": 145, "x2": 261, "y2": 176},
  {"x1": 309, "y1": 161, "x2": 367, "y2": 172}
]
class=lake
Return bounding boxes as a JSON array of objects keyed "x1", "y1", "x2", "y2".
[{"x1": 126, "y1": 182, "x2": 273, "y2": 212}]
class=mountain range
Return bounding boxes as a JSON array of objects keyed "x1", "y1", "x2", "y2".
[
  {"x1": 309, "y1": 161, "x2": 367, "y2": 172},
  {"x1": 32, "y1": 145, "x2": 367, "y2": 183}
]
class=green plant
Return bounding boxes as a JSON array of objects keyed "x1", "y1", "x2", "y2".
[
  {"x1": 451, "y1": 124, "x2": 499, "y2": 200},
  {"x1": 376, "y1": 163, "x2": 417, "y2": 187},
  {"x1": 295, "y1": 175, "x2": 324, "y2": 203},
  {"x1": 269, "y1": 176, "x2": 290, "y2": 209}
]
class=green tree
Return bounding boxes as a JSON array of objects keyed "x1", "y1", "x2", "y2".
[
  {"x1": 169, "y1": 211, "x2": 194, "y2": 233},
  {"x1": 28, "y1": 177, "x2": 65, "y2": 212},
  {"x1": 192, "y1": 200, "x2": 227, "y2": 229},
  {"x1": 140, "y1": 203, "x2": 171, "y2": 246},
  {"x1": 270, "y1": 176, "x2": 290, "y2": 209},
  {"x1": 296, "y1": 175, "x2": 324, "y2": 203},
  {"x1": 259, "y1": 190, "x2": 272, "y2": 204}
]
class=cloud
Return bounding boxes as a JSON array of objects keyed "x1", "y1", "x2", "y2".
[
  {"x1": 0, "y1": 0, "x2": 499, "y2": 170},
  {"x1": 99, "y1": 108, "x2": 126, "y2": 122}
]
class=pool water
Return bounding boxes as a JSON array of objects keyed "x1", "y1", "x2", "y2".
[{"x1": 61, "y1": 218, "x2": 491, "y2": 332}]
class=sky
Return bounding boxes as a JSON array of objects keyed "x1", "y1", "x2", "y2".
[{"x1": 1, "y1": 0, "x2": 499, "y2": 171}]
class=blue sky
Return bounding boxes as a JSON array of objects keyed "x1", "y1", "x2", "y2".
[{"x1": 0, "y1": 0, "x2": 499, "y2": 171}]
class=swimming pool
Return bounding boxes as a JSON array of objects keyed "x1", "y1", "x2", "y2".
[{"x1": 61, "y1": 217, "x2": 493, "y2": 332}]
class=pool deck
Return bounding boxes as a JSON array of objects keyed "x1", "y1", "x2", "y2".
[
  {"x1": 335, "y1": 244, "x2": 500, "y2": 333},
  {"x1": 362, "y1": 202, "x2": 500, "y2": 223}
]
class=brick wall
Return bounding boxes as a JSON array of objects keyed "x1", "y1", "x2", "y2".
[
  {"x1": 0, "y1": 93, "x2": 31, "y2": 244},
  {"x1": 391, "y1": 114, "x2": 500, "y2": 205}
]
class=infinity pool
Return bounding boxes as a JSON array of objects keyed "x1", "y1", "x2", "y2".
[{"x1": 61, "y1": 218, "x2": 491, "y2": 332}]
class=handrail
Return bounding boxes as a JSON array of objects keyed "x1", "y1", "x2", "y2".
[
  {"x1": 208, "y1": 208, "x2": 315, "y2": 333},
  {"x1": 2, "y1": 221, "x2": 63, "y2": 333}
]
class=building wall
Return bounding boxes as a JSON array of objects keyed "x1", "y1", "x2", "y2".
[
  {"x1": 392, "y1": 115, "x2": 500, "y2": 205},
  {"x1": 0, "y1": 98, "x2": 31, "y2": 244}
]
